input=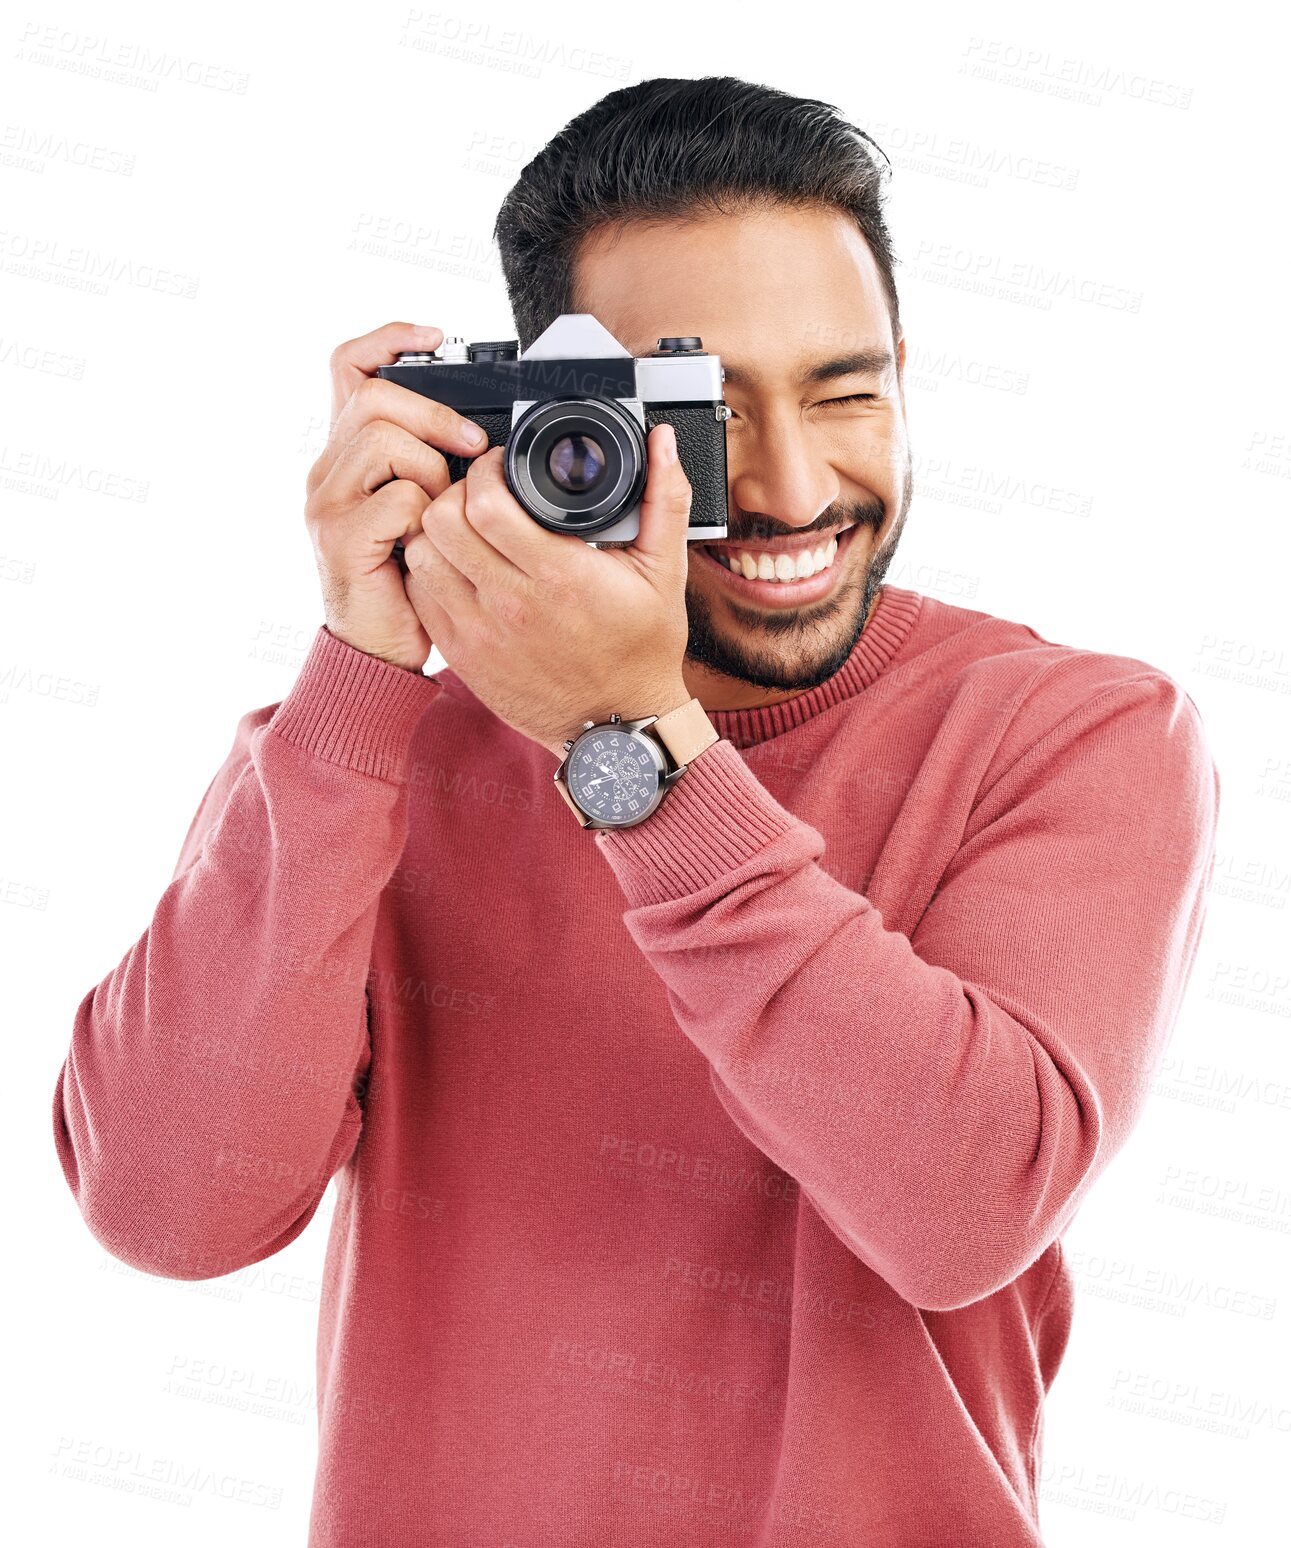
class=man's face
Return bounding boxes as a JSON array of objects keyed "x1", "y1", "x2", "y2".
[{"x1": 571, "y1": 202, "x2": 912, "y2": 706}]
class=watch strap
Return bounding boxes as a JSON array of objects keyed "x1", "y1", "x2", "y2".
[{"x1": 650, "y1": 697, "x2": 719, "y2": 770}]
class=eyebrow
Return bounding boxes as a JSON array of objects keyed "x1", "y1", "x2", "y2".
[{"x1": 719, "y1": 349, "x2": 896, "y2": 391}]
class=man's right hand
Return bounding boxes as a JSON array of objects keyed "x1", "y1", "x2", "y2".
[{"x1": 304, "y1": 321, "x2": 490, "y2": 672}]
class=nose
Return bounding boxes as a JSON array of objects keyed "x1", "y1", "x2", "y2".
[{"x1": 727, "y1": 416, "x2": 840, "y2": 532}]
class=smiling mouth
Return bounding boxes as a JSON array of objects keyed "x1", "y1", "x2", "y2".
[{"x1": 699, "y1": 522, "x2": 856, "y2": 583}]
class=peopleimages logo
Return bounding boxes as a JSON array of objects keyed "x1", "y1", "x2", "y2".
[
  {"x1": 864, "y1": 119, "x2": 1080, "y2": 191},
  {"x1": 0, "y1": 443, "x2": 148, "y2": 502},
  {"x1": 959, "y1": 37, "x2": 1193, "y2": 110},
  {"x1": 0, "y1": 229, "x2": 199, "y2": 299},
  {"x1": 16, "y1": 23, "x2": 250, "y2": 94},
  {"x1": 396, "y1": 11, "x2": 633, "y2": 82},
  {"x1": 0, "y1": 123, "x2": 136, "y2": 176},
  {"x1": 908, "y1": 239, "x2": 1142, "y2": 313}
]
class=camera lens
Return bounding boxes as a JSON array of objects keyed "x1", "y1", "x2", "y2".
[
  {"x1": 547, "y1": 433, "x2": 607, "y2": 494},
  {"x1": 506, "y1": 398, "x2": 646, "y2": 534}
]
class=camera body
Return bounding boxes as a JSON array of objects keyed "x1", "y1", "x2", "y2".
[{"x1": 377, "y1": 313, "x2": 730, "y2": 545}]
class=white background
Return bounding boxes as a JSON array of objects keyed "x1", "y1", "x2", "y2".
[{"x1": 3, "y1": 0, "x2": 1288, "y2": 1542}]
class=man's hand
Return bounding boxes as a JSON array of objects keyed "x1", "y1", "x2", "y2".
[
  {"x1": 401, "y1": 423, "x2": 694, "y2": 755},
  {"x1": 304, "y1": 321, "x2": 491, "y2": 672}
]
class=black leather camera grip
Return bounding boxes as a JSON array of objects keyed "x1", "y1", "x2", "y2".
[
  {"x1": 440, "y1": 410, "x2": 514, "y2": 485},
  {"x1": 645, "y1": 402, "x2": 728, "y2": 531}
]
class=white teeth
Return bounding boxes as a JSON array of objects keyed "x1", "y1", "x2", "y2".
[{"x1": 713, "y1": 532, "x2": 843, "y2": 583}]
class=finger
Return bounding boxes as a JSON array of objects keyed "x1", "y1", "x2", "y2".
[
  {"x1": 460, "y1": 444, "x2": 589, "y2": 584},
  {"x1": 403, "y1": 526, "x2": 478, "y2": 630},
  {"x1": 401, "y1": 534, "x2": 458, "y2": 645},
  {"x1": 311, "y1": 376, "x2": 488, "y2": 493},
  {"x1": 312, "y1": 477, "x2": 431, "y2": 580},
  {"x1": 424, "y1": 448, "x2": 531, "y2": 594},
  {"x1": 633, "y1": 423, "x2": 693, "y2": 570},
  {"x1": 329, "y1": 321, "x2": 443, "y2": 424},
  {"x1": 314, "y1": 422, "x2": 453, "y2": 507}
]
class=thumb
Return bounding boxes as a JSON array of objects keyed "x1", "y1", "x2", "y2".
[{"x1": 632, "y1": 424, "x2": 693, "y2": 569}]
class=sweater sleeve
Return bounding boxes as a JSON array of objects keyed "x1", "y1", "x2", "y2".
[
  {"x1": 51, "y1": 626, "x2": 442, "y2": 1281},
  {"x1": 594, "y1": 665, "x2": 1220, "y2": 1313}
]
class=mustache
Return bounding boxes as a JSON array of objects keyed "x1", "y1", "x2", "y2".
[{"x1": 725, "y1": 494, "x2": 886, "y2": 545}]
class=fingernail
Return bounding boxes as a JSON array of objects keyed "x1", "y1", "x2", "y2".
[
  {"x1": 658, "y1": 424, "x2": 678, "y2": 463},
  {"x1": 465, "y1": 422, "x2": 487, "y2": 447}
]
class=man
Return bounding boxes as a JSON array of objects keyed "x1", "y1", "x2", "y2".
[{"x1": 52, "y1": 75, "x2": 1219, "y2": 1547}]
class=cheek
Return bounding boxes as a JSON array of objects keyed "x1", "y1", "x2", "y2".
[
  {"x1": 836, "y1": 448, "x2": 893, "y2": 498},
  {"x1": 825, "y1": 416, "x2": 902, "y2": 484}
]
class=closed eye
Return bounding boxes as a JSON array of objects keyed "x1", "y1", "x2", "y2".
[{"x1": 823, "y1": 393, "x2": 879, "y2": 407}]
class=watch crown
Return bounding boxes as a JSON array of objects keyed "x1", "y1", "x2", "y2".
[
  {"x1": 609, "y1": 712, "x2": 621, "y2": 724},
  {"x1": 562, "y1": 739, "x2": 574, "y2": 752},
  {"x1": 582, "y1": 720, "x2": 595, "y2": 730}
]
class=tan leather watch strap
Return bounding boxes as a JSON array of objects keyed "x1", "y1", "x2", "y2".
[{"x1": 651, "y1": 697, "x2": 719, "y2": 770}]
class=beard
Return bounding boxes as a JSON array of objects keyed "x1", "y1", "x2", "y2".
[{"x1": 681, "y1": 453, "x2": 913, "y2": 694}]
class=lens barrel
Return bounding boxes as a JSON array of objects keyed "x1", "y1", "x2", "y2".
[{"x1": 505, "y1": 398, "x2": 646, "y2": 533}]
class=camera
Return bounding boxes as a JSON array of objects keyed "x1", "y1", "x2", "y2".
[{"x1": 378, "y1": 313, "x2": 730, "y2": 546}]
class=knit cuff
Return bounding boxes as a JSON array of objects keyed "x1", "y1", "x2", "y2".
[
  {"x1": 267, "y1": 625, "x2": 442, "y2": 783},
  {"x1": 594, "y1": 738, "x2": 804, "y2": 907}
]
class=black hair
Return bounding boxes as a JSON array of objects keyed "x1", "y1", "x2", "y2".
[{"x1": 493, "y1": 75, "x2": 899, "y2": 351}]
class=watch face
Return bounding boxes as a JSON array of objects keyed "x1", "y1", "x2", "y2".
[{"x1": 567, "y1": 726, "x2": 664, "y2": 826}]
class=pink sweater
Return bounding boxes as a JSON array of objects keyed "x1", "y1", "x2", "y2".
[{"x1": 52, "y1": 583, "x2": 1219, "y2": 1546}]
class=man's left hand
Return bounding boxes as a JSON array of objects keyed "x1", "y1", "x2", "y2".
[{"x1": 401, "y1": 423, "x2": 694, "y2": 758}]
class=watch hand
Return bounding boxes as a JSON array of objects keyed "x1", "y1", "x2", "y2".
[{"x1": 587, "y1": 771, "x2": 638, "y2": 791}]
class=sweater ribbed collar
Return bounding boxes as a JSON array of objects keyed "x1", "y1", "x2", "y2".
[{"x1": 704, "y1": 583, "x2": 924, "y2": 749}]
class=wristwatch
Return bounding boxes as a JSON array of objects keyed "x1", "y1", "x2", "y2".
[{"x1": 553, "y1": 698, "x2": 719, "y2": 829}]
